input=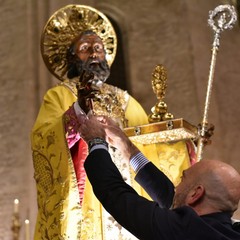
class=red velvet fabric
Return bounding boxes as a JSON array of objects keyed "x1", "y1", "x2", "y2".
[{"x1": 71, "y1": 139, "x2": 88, "y2": 205}]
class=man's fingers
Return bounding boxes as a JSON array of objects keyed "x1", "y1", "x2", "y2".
[{"x1": 105, "y1": 117, "x2": 118, "y2": 127}]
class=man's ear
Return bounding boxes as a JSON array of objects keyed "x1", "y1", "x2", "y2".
[{"x1": 186, "y1": 185, "x2": 205, "y2": 205}]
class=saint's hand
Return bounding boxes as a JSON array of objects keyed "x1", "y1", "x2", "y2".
[{"x1": 77, "y1": 71, "x2": 96, "y2": 114}]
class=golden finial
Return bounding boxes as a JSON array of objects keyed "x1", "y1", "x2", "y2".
[{"x1": 148, "y1": 64, "x2": 174, "y2": 123}]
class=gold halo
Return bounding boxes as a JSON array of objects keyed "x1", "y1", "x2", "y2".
[{"x1": 41, "y1": 4, "x2": 117, "y2": 81}]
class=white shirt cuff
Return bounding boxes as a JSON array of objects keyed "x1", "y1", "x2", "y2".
[
  {"x1": 90, "y1": 144, "x2": 149, "y2": 173},
  {"x1": 89, "y1": 144, "x2": 109, "y2": 153},
  {"x1": 130, "y1": 152, "x2": 150, "y2": 173}
]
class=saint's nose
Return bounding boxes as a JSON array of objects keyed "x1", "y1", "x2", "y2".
[{"x1": 89, "y1": 48, "x2": 97, "y2": 58}]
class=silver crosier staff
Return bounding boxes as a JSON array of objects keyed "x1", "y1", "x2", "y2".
[{"x1": 196, "y1": 4, "x2": 237, "y2": 161}]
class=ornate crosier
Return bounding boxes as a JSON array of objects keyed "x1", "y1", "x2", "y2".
[
  {"x1": 196, "y1": 4, "x2": 237, "y2": 161},
  {"x1": 148, "y1": 64, "x2": 174, "y2": 123}
]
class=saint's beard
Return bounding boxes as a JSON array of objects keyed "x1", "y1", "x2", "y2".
[
  {"x1": 75, "y1": 57, "x2": 110, "y2": 88},
  {"x1": 74, "y1": 57, "x2": 110, "y2": 113}
]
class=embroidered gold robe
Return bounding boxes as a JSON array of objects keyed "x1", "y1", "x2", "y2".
[{"x1": 31, "y1": 81, "x2": 193, "y2": 239}]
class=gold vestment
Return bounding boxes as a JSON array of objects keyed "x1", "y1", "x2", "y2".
[{"x1": 31, "y1": 82, "x2": 191, "y2": 239}]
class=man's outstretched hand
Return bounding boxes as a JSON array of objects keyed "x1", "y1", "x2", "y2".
[
  {"x1": 79, "y1": 115, "x2": 106, "y2": 143},
  {"x1": 79, "y1": 115, "x2": 140, "y2": 160}
]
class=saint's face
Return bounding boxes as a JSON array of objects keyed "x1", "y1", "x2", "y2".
[
  {"x1": 75, "y1": 33, "x2": 106, "y2": 64},
  {"x1": 67, "y1": 32, "x2": 110, "y2": 86}
]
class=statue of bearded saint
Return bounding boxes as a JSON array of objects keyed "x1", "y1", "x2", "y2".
[
  {"x1": 67, "y1": 31, "x2": 124, "y2": 119},
  {"x1": 64, "y1": 31, "x2": 140, "y2": 239},
  {"x1": 66, "y1": 31, "x2": 128, "y2": 129},
  {"x1": 32, "y1": 6, "x2": 148, "y2": 239},
  {"x1": 66, "y1": 31, "x2": 111, "y2": 115}
]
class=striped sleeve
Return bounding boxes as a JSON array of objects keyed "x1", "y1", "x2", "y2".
[{"x1": 130, "y1": 152, "x2": 150, "y2": 173}]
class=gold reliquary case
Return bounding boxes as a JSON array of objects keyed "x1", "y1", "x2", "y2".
[
  {"x1": 124, "y1": 118, "x2": 197, "y2": 144},
  {"x1": 124, "y1": 64, "x2": 198, "y2": 144}
]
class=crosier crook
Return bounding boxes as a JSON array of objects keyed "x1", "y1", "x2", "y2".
[{"x1": 196, "y1": 4, "x2": 237, "y2": 161}]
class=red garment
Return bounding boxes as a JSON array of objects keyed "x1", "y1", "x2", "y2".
[
  {"x1": 71, "y1": 139, "x2": 88, "y2": 205},
  {"x1": 64, "y1": 105, "x2": 88, "y2": 205}
]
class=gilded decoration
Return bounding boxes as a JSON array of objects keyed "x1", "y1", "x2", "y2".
[
  {"x1": 90, "y1": 84, "x2": 129, "y2": 128},
  {"x1": 61, "y1": 81, "x2": 129, "y2": 128},
  {"x1": 124, "y1": 64, "x2": 198, "y2": 144},
  {"x1": 32, "y1": 120, "x2": 82, "y2": 239},
  {"x1": 148, "y1": 64, "x2": 174, "y2": 123},
  {"x1": 41, "y1": 4, "x2": 117, "y2": 81}
]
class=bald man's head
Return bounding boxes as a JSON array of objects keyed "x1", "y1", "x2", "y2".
[{"x1": 173, "y1": 159, "x2": 240, "y2": 216}]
